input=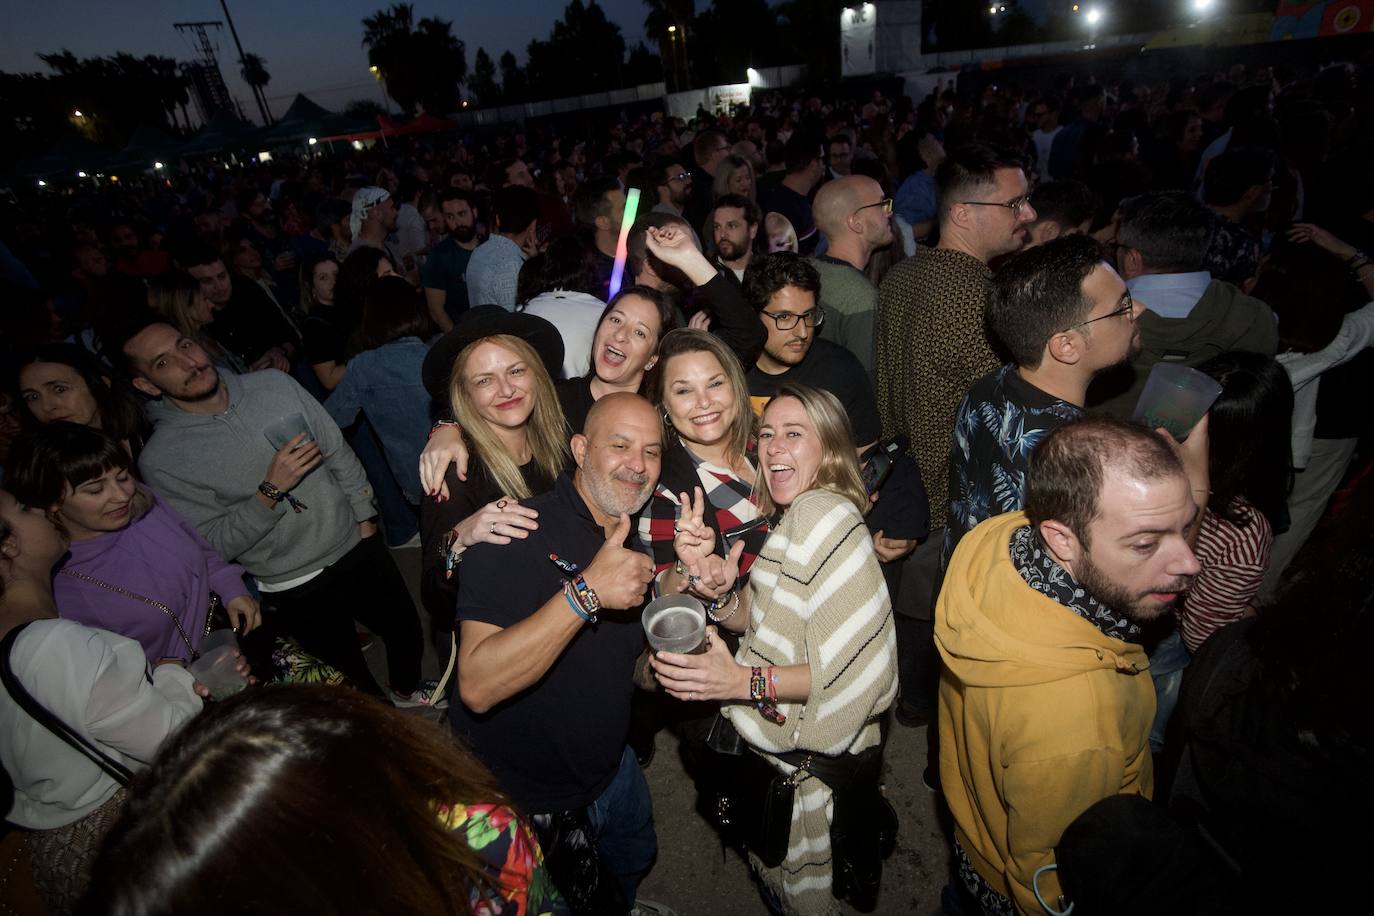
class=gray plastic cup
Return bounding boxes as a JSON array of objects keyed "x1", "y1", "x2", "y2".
[
  {"x1": 264, "y1": 412, "x2": 315, "y2": 450},
  {"x1": 643, "y1": 594, "x2": 708, "y2": 655},
  {"x1": 188, "y1": 632, "x2": 248, "y2": 700},
  {"x1": 1132, "y1": 362, "x2": 1223, "y2": 441}
]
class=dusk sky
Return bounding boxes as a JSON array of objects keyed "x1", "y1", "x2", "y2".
[{"x1": 0, "y1": 1, "x2": 656, "y2": 122}]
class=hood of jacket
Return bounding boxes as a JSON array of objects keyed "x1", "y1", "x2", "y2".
[{"x1": 937, "y1": 511, "x2": 1148, "y2": 689}]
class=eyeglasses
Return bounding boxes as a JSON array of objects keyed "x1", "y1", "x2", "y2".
[
  {"x1": 665, "y1": 171, "x2": 691, "y2": 184},
  {"x1": 761, "y1": 307, "x2": 825, "y2": 330},
  {"x1": 1063, "y1": 293, "x2": 1136, "y2": 332},
  {"x1": 960, "y1": 196, "x2": 1033, "y2": 214},
  {"x1": 854, "y1": 198, "x2": 894, "y2": 216}
]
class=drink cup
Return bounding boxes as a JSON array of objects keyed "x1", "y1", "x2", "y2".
[
  {"x1": 188, "y1": 632, "x2": 248, "y2": 700},
  {"x1": 643, "y1": 594, "x2": 708, "y2": 655},
  {"x1": 264, "y1": 412, "x2": 315, "y2": 450},
  {"x1": 1132, "y1": 362, "x2": 1223, "y2": 441}
]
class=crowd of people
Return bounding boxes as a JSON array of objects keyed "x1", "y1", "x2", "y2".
[{"x1": 1, "y1": 49, "x2": 1372, "y2": 916}]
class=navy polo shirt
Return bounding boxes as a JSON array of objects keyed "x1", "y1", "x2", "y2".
[{"x1": 448, "y1": 472, "x2": 646, "y2": 814}]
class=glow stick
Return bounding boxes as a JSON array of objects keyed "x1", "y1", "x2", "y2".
[{"x1": 608, "y1": 187, "x2": 641, "y2": 299}]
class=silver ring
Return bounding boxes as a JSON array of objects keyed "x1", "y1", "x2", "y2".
[{"x1": 490, "y1": 521, "x2": 496, "y2": 534}]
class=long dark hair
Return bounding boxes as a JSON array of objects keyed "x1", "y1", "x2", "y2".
[
  {"x1": 357, "y1": 275, "x2": 435, "y2": 352},
  {"x1": 1197, "y1": 351, "x2": 1294, "y2": 529},
  {"x1": 12, "y1": 343, "x2": 150, "y2": 447},
  {"x1": 81, "y1": 686, "x2": 513, "y2": 916}
]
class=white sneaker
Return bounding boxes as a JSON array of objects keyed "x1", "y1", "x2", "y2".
[{"x1": 392, "y1": 679, "x2": 449, "y2": 709}]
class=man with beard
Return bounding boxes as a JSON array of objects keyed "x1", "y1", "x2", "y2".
[
  {"x1": 450, "y1": 393, "x2": 664, "y2": 912},
  {"x1": 422, "y1": 189, "x2": 480, "y2": 331},
  {"x1": 944, "y1": 235, "x2": 1143, "y2": 568},
  {"x1": 234, "y1": 189, "x2": 297, "y2": 303},
  {"x1": 574, "y1": 176, "x2": 626, "y2": 300},
  {"x1": 709, "y1": 193, "x2": 759, "y2": 284},
  {"x1": 180, "y1": 245, "x2": 300, "y2": 372},
  {"x1": 114, "y1": 316, "x2": 430, "y2": 706},
  {"x1": 937, "y1": 416, "x2": 1205, "y2": 916}
]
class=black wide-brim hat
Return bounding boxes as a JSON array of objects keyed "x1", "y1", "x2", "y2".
[{"x1": 421, "y1": 304, "x2": 566, "y2": 400}]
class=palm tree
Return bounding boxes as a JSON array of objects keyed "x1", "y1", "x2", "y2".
[
  {"x1": 361, "y1": 3, "x2": 466, "y2": 115},
  {"x1": 642, "y1": 0, "x2": 694, "y2": 92},
  {"x1": 240, "y1": 53, "x2": 273, "y2": 125}
]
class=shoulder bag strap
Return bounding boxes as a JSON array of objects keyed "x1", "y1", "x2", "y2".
[
  {"x1": 58, "y1": 568, "x2": 199, "y2": 660},
  {"x1": 0, "y1": 622, "x2": 135, "y2": 786}
]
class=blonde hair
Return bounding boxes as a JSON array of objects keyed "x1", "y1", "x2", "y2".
[
  {"x1": 147, "y1": 276, "x2": 207, "y2": 336},
  {"x1": 712, "y1": 154, "x2": 756, "y2": 202},
  {"x1": 765, "y1": 212, "x2": 799, "y2": 253},
  {"x1": 649, "y1": 328, "x2": 755, "y2": 465},
  {"x1": 754, "y1": 384, "x2": 867, "y2": 517},
  {"x1": 449, "y1": 335, "x2": 569, "y2": 499}
]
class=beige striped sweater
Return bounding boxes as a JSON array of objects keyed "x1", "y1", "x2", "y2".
[{"x1": 723, "y1": 488, "x2": 898, "y2": 916}]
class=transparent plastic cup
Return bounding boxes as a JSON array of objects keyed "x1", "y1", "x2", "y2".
[
  {"x1": 264, "y1": 412, "x2": 315, "y2": 450},
  {"x1": 188, "y1": 631, "x2": 248, "y2": 699},
  {"x1": 1132, "y1": 362, "x2": 1223, "y2": 441},
  {"x1": 643, "y1": 594, "x2": 708, "y2": 655}
]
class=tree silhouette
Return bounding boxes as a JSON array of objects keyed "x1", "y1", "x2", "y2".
[
  {"x1": 239, "y1": 53, "x2": 273, "y2": 125},
  {"x1": 498, "y1": 50, "x2": 528, "y2": 105},
  {"x1": 362, "y1": 3, "x2": 467, "y2": 115},
  {"x1": 642, "y1": 0, "x2": 694, "y2": 92},
  {"x1": 525, "y1": 1, "x2": 627, "y2": 99},
  {"x1": 469, "y1": 48, "x2": 501, "y2": 106}
]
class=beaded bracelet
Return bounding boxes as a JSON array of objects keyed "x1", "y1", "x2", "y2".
[
  {"x1": 568, "y1": 574, "x2": 601, "y2": 623},
  {"x1": 428, "y1": 419, "x2": 461, "y2": 439},
  {"x1": 706, "y1": 590, "x2": 739, "y2": 623},
  {"x1": 749, "y1": 666, "x2": 786, "y2": 724}
]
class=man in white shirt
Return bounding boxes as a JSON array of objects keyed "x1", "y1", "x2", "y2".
[{"x1": 1030, "y1": 95, "x2": 1063, "y2": 184}]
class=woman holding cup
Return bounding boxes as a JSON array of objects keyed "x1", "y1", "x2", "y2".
[{"x1": 651, "y1": 384, "x2": 897, "y2": 916}]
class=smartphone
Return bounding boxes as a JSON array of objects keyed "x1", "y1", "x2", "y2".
[{"x1": 861, "y1": 440, "x2": 902, "y2": 495}]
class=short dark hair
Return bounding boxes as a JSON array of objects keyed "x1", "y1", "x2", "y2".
[
  {"x1": 989, "y1": 235, "x2": 1108, "y2": 369},
  {"x1": 438, "y1": 188, "x2": 474, "y2": 209},
  {"x1": 935, "y1": 143, "x2": 1023, "y2": 225},
  {"x1": 517, "y1": 237, "x2": 595, "y2": 303},
  {"x1": 742, "y1": 252, "x2": 821, "y2": 312},
  {"x1": 1029, "y1": 180, "x2": 1097, "y2": 231},
  {"x1": 626, "y1": 211, "x2": 692, "y2": 279},
  {"x1": 4, "y1": 422, "x2": 132, "y2": 511},
  {"x1": 1202, "y1": 147, "x2": 1276, "y2": 208},
  {"x1": 103, "y1": 306, "x2": 173, "y2": 381},
  {"x1": 357, "y1": 275, "x2": 434, "y2": 352},
  {"x1": 1116, "y1": 192, "x2": 1214, "y2": 273},
  {"x1": 784, "y1": 133, "x2": 822, "y2": 174},
  {"x1": 573, "y1": 176, "x2": 621, "y2": 227},
  {"x1": 653, "y1": 155, "x2": 686, "y2": 188},
  {"x1": 1025, "y1": 417, "x2": 1183, "y2": 545},
  {"x1": 491, "y1": 185, "x2": 538, "y2": 235},
  {"x1": 175, "y1": 242, "x2": 224, "y2": 272},
  {"x1": 710, "y1": 193, "x2": 761, "y2": 228},
  {"x1": 314, "y1": 198, "x2": 352, "y2": 236}
]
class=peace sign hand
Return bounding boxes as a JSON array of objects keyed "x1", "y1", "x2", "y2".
[{"x1": 672, "y1": 487, "x2": 716, "y2": 570}]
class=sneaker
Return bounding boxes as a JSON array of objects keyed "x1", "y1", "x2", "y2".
[
  {"x1": 392, "y1": 679, "x2": 449, "y2": 710},
  {"x1": 630, "y1": 901, "x2": 679, "y2": 916}
]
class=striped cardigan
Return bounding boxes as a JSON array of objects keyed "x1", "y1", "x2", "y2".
[{"x1": 724, "y1": 488, "x2": 898, "y2": 916}]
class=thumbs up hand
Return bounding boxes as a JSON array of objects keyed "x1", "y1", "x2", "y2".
[{"x1": 583, "y1": 513, "x2": 655, "y2": 610}]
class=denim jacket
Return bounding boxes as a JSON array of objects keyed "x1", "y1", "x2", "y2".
[{"x1": 324, "y1": 336, "x2": 433, "y2": 503}]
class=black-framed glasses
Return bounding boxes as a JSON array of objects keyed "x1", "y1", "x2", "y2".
[
  {"x1": 666, "y1": 171, "x2": 691, "y2": 183},
  {"x1": 1063, "y1": 293, "x2": 1135, "y2": 332},
  {"x1": 854, "y1": 198, "x2": 894, "y2": 217},
  {"x1": 761, "y1": 307, "x2": 825, "y2": 330},
  {"x1": 960, "y1": 195, "x2": 1033, "y2": 214}
]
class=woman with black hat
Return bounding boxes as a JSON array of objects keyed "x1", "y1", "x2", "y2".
[{"x1": 417, "y1": 306, "x2": 571, "y2": 648}]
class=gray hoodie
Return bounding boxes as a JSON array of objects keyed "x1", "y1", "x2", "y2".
[{"x1": 139, "y1": 369, "x2": 375, "y2": 585}]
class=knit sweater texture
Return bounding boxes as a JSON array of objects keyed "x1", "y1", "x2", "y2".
[
  {"x1": 876, "y1": 248, "x2": 999, "y2": 529},
  {"x1": 725, "y1": 488, "x2": 897, "y2": 916}
]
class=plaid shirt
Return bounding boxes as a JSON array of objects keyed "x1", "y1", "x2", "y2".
[{"x1": 636, "y1": 441, "x2": 768, "y2": 578}]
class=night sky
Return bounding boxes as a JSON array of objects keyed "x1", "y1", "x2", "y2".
[{"x1": 0, "y1": 0, "x2": 654, "y2": 123}]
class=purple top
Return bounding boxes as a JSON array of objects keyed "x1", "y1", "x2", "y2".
[{"x1": 53, "y1": 490, "x2": 250, "y2": 664}]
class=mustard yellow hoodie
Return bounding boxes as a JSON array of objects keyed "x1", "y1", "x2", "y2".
[{"x1": 936, "y1": 512, "x2": 1155, "y2": 914}]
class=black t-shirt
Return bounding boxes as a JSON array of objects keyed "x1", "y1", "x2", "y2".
[
  {"x1": 419, "y1": 458, "x2": 558, "y2": 629},
  {"x1": 301, "y1": 309, "x2": 346, "y2": 367},
  {"x1": 204, "y1": 275, "x2": 301, "y2": 366},
  {"x1": 448, "y1": 472, "x2": 645, "y2": 814},
  {"x1": 746, "y1": 337, "x2": 881, "y2": 445},
  {"x1": 555, "y1": 375, "x2": 597, "y2": 435}
]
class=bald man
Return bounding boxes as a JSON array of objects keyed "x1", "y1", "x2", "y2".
[{"x1": 809, "y1": 176, "x2": 894, "y2": 384}]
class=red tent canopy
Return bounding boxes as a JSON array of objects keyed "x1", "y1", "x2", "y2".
[{"x1": 320, "y1": 112, "x2": 457, "y2": 143}]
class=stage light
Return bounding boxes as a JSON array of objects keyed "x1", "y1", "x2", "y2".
[
  {"x1": 37, "y1": 180, "x2": 46, "y2": 187},
  {"x1": 1194, "y1": 0, "x2": 1215, "y2": 10},
  {"x1": 668, "y1": 25, "x2": 676, "y2": 33},
  {"x1": 1086, "y1": 7, "x2": 1102, "y2": 25},
  {"x1": 73, "y1": 109, "x2": 83, "y2": 118},
  {"x1": 154, "y1": 161, "x2": 165, "y2": 169},
  {"x1": 308, "y1": 137, "x2": 318, "y2": 145},
  {"x1": 77, "y1": 171, "x2": 87, "y2": 178}
]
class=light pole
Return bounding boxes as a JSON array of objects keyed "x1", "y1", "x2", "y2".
[{"x1": 369, "y1": 65, "x2": 389, "y2": 112}]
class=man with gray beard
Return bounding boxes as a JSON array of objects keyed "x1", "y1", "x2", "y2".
[{"x1": 449, "y1": 393, "x2": 665, "y2": 913}]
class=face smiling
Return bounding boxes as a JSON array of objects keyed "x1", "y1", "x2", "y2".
[
  {"x1": 758, "y1": 396, "x2": 822, "y2": 509},
  {"x1": 592, "y1": 295, "x2": 661, "y2": 386},
  {"x1": 19, "y1": 362, "x2": 101, "y2": 427},
  {"x1": 462, "y1": 340, "x2": 537, "y2": 432},
  {"x1": 662, "y1": 351, "x2": 738, "y2": 450},
  {"x1": 55, "y1": 466, "x2": 137, "y2": 541}
]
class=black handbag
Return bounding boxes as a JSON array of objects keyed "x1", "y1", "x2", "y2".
[
  {"x1": 530, "y1": 808, "x2": 628, "y2": 916},
  {"x1": 1, "y1": 622, "x2": 134, "y2": 786}
]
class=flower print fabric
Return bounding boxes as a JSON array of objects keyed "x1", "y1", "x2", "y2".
[{"x1": 439, "y1": 802, "x2": 569, "y2": 916}]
